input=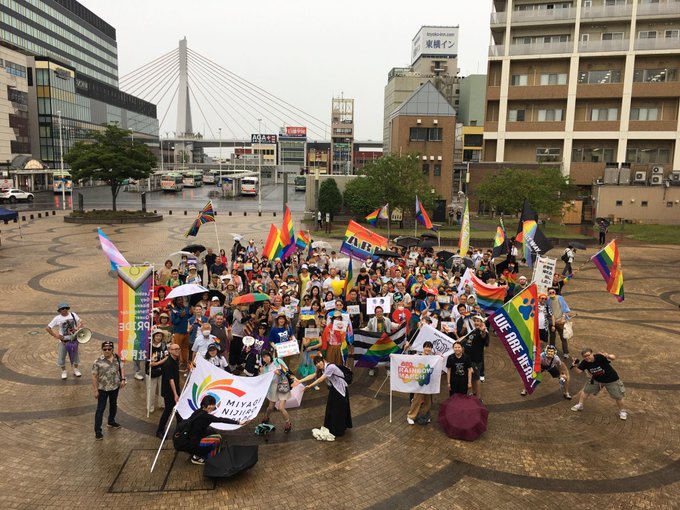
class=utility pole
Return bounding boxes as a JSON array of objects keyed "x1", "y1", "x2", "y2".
[
  {"x1": 257, "y1": 118, "x2": 262, "y2": 216},
  {"x1": 57, "y1": 110, "x2": 65, "y2": 210}
]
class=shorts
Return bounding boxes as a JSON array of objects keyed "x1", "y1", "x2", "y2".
[
  {"x1": 470, "y1": 362, "x2": 481, "y2": 382},
  {"x1": 545, "y1": 366, "x2": 561, "y2": 379},
  {"x1": 583, "y1": 379, "x2": 625, "y2": 400}
]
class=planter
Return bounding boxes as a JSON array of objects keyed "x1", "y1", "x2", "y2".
[{"x1": 64, "y1": 211, "x2": 163, "y2": 224}]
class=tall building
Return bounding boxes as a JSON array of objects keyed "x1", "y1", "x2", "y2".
[
  {"x1": 330, "y1": 97, "x2": 354, "y2": 175},
  {"x1": 383, "y1": 26, "x2": 460, "y2": 151},
  {"x1": 485, "y1": 0, "x2": 680, "y2": 187},
  {"x1": 278, "y1": 126, "x2": 307, "y2": 172}
]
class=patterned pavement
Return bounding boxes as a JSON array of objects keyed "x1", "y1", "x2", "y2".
[{"x1": 0, "y1": 211, "x2": 679, "y2": 510}]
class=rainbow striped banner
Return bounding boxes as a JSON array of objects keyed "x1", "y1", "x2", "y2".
[
  {"x1": 117, "y1": 266, "x2": 153, "y2": 362},
  {"x1": 471, "y1": 273, "x2": 507, "y2": 313},
  {"x1": 340, "y1": 220, "x2": 387, "y2": 260},
  {"x1": 591, "y1": 239, "x2": 624, "y2": 302},
  {"x1": 355, "y1": 332, "x2": 403, "y2": 368}
]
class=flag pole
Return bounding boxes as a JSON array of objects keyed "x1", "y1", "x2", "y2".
[
  {"x1": 212, "y1": 201, "x2": 221, "y2": 255},
  {"x1": 146, "y1": 264, "x2": 154, "y2": 418}
]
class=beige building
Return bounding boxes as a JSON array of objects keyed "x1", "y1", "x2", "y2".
[
  {"x1": 594, "y1": 184, "x2": 680, "y2": 223},
  {"x1": 0, "y1": 46, "x2": 30, "y2": 165},
  {"x1": 485, "y1": 0, "x2": 680, "y2": 187}
]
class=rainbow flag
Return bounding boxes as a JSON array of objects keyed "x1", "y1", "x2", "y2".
[
  {"x1": 492, "y1": 218, "x2": 508, "y2": 258},
  {"x1": 355, "y1": 332, "x2": 403, "y2": 368},
  {"x1": 280, "y1": 206, "x2": 296, "y2": 259},
  {"x1": 591, "y1": 239, "x2": 624, "y2": 302},
  {"x1": 295, "y1": 230, "x2": 310, "y2": 251},
  {"x1": 505, "y1": 271, "x2": 517, "y2": 296},
  {"x1": 415, "y1": 196, "x2": 434, "y2": 230},
  {"x1": 365, "y1": 207, "x2": 382, "y2": 226},
  {"x1": 262, "y1": 224, "x2": 283, "y2": 260},
  {"x1": 185, "y1": 200, "x2": 216, "y2": 237},
  {"x1": 97, "y1": 228, "x2": 130, "y2": 271},
  {"x1": 117, "y1": 266, "x2": 153, "y2": 362},
  {"x1": 522, "y1": 220, "x2": 538, "y2": 267},
  {"x1": 471, "y1": 273, "x2": 508, "y2": 313},
  {"x1": 489, "y1": 284, "x2": 541, "y2": 395},
  {"x1": 340, "y1": 220, "x2": 388, "y2": 260}
]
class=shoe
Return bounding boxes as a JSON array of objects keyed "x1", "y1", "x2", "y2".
[
  {"x1": 564, "y1": 393, "x2": 572, "y2": 400},
  {"x1": 314, "y1": 385, "x2": 320, "y2": 391},
  {"x1": 563, "y1": 353, "x2": 570, "y2": 359},
  {"x1": 155, "y1": 431, "x2": 164, "y2": 440},
  {"x1": 107, "y1": 422, "x2": 121, "y2": 429},
  {"x1": 480, "y1": 376, "x2": 485, "y2": 382},
  {"x1": 619, "y1": 410, "x2": 628, "y2": 421},
  {"x1": 73, "y1": 368, "x2": 82, "y2": 377},
  {"x1": 520, "y1": 389, "x2": 527, "y2": 396},
  {"x1": 61, "y1": 370, "x2": 67, "y2": 380},
  {"x1": 368, "y1": 369, "x2": 375, "y2": 376},
  {"x1": 134, "y1": 373, "x2": 144, "y2": 381},
  {"x1": 284, "y1": 422, "x2": 292, "y2": 433},
  {"x1": 260, "y1": 417, "x2": 270, "y2": 424},
  {"x1": 95, "y1": 432, "x2": 103, "y2": 441},
  {"x1": 571, "y1": 403, "x2": 584, "y2": 412},
  {"x1": 190, "y1": 455, "x2": 205, "y2": 465},
  {"x1": 407, "y1": 418, "x2": 415, "y2": 425}
]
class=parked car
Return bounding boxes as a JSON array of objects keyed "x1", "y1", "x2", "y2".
[{"x1": 0, "y1": 188, "x2": 34, "y2": 203}]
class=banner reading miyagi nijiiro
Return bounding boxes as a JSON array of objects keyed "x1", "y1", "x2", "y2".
[
  {"x1": 117, "y1": 265, "x2": 153, "y2": 362},
  {"x1": 389, "y1": 354, "x2": 443, "y2": 394},
  {"x1": 340, "y1": 220, "x2": 387, "y2": 260},
  {"x1": 176, "y1": 356, "x2": 275, "y2": 430}
]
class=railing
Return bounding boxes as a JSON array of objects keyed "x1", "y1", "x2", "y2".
[
  {"x1": 579, "y1": 39, "x2": 629, "y2": 53},
  {"x1": 637, "y1": 1, "x2": 680, "y2": 17},
  {"x1": 489, "y1": 45, "x2": 505, "y2": 57},
  {"x1": 490, "y1": 11, "x2": 506, "y2": 24},
  {"x1": 511, "y1": 7, "x2": 576, "y2": 23},
  {"x1": 509, "y1": 40, "x2": 573, "y2": 56},
  {"x1": 580, "y1": 4, "x2": 633, "y2": 19},
  {"x1": 635, "y1": 37, "x2": 680, "y2": 51}
]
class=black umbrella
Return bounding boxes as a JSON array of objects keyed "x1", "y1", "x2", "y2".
[
  {"x1": 420, "y1": 232, "x2": 438, "y2": 239},
  {"x1": 373, "y1": 249, "x2": 402, "y2": 258},
  {"x1": 595, "y1": 217, "x2": 611, "y2": 227},
  {"x1": 418, "y1": 237, "x2": 437, "y2": 248},
  {"x1": 569, "y1": 241, "x2": 587, "y2": 250},
  {"x1": 394, "y1": 236, "x2": 419, "y2": 248},
  {"x1": 437, "y1": 250, "x2": 456, "y2": 260},
  {"x1": 462, "y1": 257, "x2": 475, "y2": 269},
  {"x1": 182, "y1": 243, "x2": 206, "y2": 253},
  {"x1": 190, "y1": 289, "x2": 225, "y2": 306}
]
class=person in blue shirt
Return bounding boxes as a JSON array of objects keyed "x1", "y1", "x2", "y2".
[
  {"x1": 268, "y1": 315, "x2": 294, "y2": 347},
  {"x1": 170, "y1": 297, "x2": 191, "y2": 370}
]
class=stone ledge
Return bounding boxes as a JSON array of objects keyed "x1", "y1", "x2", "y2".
[{"x1": 64, "y1": 213, "x2": 163, "y2": 224}]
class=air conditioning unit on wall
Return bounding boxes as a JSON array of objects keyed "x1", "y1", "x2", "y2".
[
  {"x1": 651, "y1": 165, "x2": 664, "y2": 175},
  {"x1": 633, "y1": 171, "x2": 647, "y2": 183},
  {"x1": 650, "y1": 174, "x2": 664, "y2": 185},
  {"x1": 670, "y1": 171, "x2": 680, "y2": 185}
]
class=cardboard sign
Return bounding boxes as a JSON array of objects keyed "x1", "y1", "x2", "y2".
[
  {"x1": 347, "y1": 305, "x2": 360, "y2": 316},
  {"x1": 209, "y1": 306, "x2": 223, "y2": 318},
  {"x1": 367, "y1": 296, "x2": 391, "y2": 315},
  {"x1": 436, "y1": 295, "x2": 450, "y2": 304},
  {"x1": 324, "y1": 300, "x2": 336, "y2": 311},
  {"x1": 440, "y1": 321, "x2": 456, "y2": 333},
  {"x1": 275, "y1": 339, "x2": 300, "y2": 357},
  {"x1": 304, "y1": 327, "x2": 320, "y2": 338},
  {"x1": 533, "y1": 256, "x2": 557, "y2": 295}
]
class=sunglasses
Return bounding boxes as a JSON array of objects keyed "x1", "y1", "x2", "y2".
[{"x1": 102, "y1": 347, "x2": 113, "y2": 351}]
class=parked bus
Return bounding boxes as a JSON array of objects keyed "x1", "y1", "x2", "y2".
[
  {"x1": 294, "y1": 175, "x2": 306, "y2": 192},
  {"x1": 203, "y1": 170, "x2": 216, "y2": 184},
  {"x1": 52, "y1": 171, "x2": 73, "y2": 194},
  {"x1": 240, "y1": 176, "x2": 259, "y2": 196},
  {"x1": 182, "y1": 170, "x2": 203, "y2": 187},
  {"x1": 161, "y1": 173, "x2": 185, "y2": 192}
]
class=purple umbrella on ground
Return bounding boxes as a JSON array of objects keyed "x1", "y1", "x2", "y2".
[{"x1": 438, "y1": 394, "x2": 488, "y2": 441}]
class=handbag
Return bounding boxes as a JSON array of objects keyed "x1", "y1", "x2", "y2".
[{"x1": 563, "y1": 320, "x2": 574, "y2": 340}]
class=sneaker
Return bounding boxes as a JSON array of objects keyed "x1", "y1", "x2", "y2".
[
  {"x1": 563, "y1": 353, "x2": 570, "y2": 359},
  {"x1": 190, "y1": 455, "x2": 205, "y2": 465},
  {"x1": 73, "y1": 368, "x2": 82, "y2": 377},
  {"x1": 571, "y1": 403, "x2": 584, "y2": 412},
  {"x1": 107, "y1": 422, "x2": 121, "y2": 429},
  {"x1": 134, "y1": 373, "x2": 144, "y2": 381},
  {"x1": 95, "y1": 432, "x2": 103, "y2": 441},
  {"x1": 368, "y1": 369, "x2": 375, "y2": 376},
  {"x1": 480, "y1": 376, "x2": 485, "y2": 382},
  {"x1": 520, "y1": 389, "x2": 527, "y2": 396},
  {"x1": 284, "y1": 422, "x2": 292, "y2": 433},
  {"x1": 564, "y1": 393, "x2": 573, "y2": 400},
  {"x1": 619, "y1": 410, "x2": 628, "y2": 421},
  {"x1": 61, "y1": 370, "x2": 67, "y2": 380},
  {"x1": 407, "y1": 418, "x2": 415, "y2": 425},
  {"x1": 314, "y1": 385, "x2": 320, "y2": 391},
  {"x1": 312, "y1": 428, "x2": 322, "y2": 440}
]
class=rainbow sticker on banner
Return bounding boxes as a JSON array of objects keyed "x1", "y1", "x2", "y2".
[{"x1": 117, "y1": 266, "x2": 153, "y2": 362}]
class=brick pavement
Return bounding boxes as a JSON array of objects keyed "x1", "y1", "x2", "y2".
[{"x1": 0, "y1": 212, "x2": 679, "y2": 509}]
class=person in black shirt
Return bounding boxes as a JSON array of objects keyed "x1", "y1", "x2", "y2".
[
  {"x1": 446, "y1": 342, "x2": 473, "y2": 396},
  {"x1": 463, "y1": 316, "x2": 490, "y2": 401},
  {"x1": 570, "y1": 347, "x2": 628, "y2": 420},
  {"x1": 156, "y1": 343, "x2": 181, "y2": 438},
  {"x1": 187, "y1": 395, "x2": 250, "y2": 465}
]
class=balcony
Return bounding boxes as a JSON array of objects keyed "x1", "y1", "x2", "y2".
[
  {"x1": 511, "y1": 7, "x2": 576, "y2": 25},
  {"x1": 632, "y1": 81, "x2": 680, "y2": 97},
  {"x1": 573, "y1": 120, "x2": 621, "y2": 132},
  {"x1": 628, "y1": 120, "x2": 678, "y2": 132},
  {"x1": 486, "y1": 86, "x2": 501, "y2": 100},
  {"x1": 509, "y1": 41, "x2": 573, "y2": 56},
  {"x1": 507, "y1": 121, "x2": 566, "y2": 132},
  {"x1": 635, "y1": 37, "x2": 680, "y2": 52},
  {"x1": 637, "y1": 2, "x2": 680, "y2": 18},
  {"x1": 508, "y1": 85, "x2": 568, "y2": 100},
  {"x1": 580, "y1": 4, "x2": 633, "y2": 20},
  {"x1": 576, "y1": 83, "x2": 624, "y2": 99},
  {"x1": 578, "y1": 39, "x2": 629, "y2": 53},
  {"x1": 490, "y1": 11, "x2": 507, "y2": 25},
  {"x1": 489, "y1": 45, "x2": 505, "y2": 57}
]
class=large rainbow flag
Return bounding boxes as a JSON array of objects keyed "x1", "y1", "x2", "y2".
[
  {"x1": 340, "y1": 220, "x2": 387, "y2": 260},
  {"x1": 492, "y1": 218, "x2": 508, "y2": 258},
  {"x1": 415, "y1": 195, "x2": 434, "y2": 230},
  {"x1": 185, "y1": 200, "x2": 216, "y2": 237},
  {"x1": 97, "y1": 228, "x2": 130, "y2": 271},
  {"x1": 471, "y1": 273, "x2": 508, "y2": 313},
  {"x1": 262, "y1": 224, "x2": 283, "y2": 260},
  {"x1": 355, "y1": 332, "x2": 403, "y2": 368},
  {"x1": 591, "y1": 239, "x2": 624, "y2": 302},
  {"x1": 489, "y1": 284, "x2": 541, "y2": 395},
  {"x1": 117, "y1": 265, "x2": 153, "y2": 362},
  {"x1": 281, "y1": 206, "x2": 296, "y2": 259},
  {"x1": 295, "y1": 230, "x2": 310, "y2": 251}
]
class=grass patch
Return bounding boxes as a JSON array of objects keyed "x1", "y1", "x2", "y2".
[{"x1": 607, "y1": 223, "x2": 680, "y2": 245}]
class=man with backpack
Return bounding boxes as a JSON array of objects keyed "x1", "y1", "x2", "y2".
[{"x1": 561, "y1": 244, "x2": 576, "y2": 276}]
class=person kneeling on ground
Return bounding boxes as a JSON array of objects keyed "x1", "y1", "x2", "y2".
[{"x1": 520, "y1": 344, "x2": 572, "y2": 399}]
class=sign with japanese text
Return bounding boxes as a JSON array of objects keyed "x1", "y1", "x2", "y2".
[
  {"x1": 285, "y1": 126, "x2": 307, "y2": 137},
  {"x1": 412, "y1": 26, "x2": 459, "y2": 63},
  {"x1": 251, "y1": 134, "x2": 278, "y2": 144}
]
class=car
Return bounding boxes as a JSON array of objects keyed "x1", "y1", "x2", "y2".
[{"x1": 0, "y1": 188, "x2": 34, "y2": 203}]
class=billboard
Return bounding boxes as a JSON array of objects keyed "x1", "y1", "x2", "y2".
[
  {"x1": 285, "y1": 126, "x2": 307, "y2": 137},
  {"x1": 251, "y1": 134, "x2": 277, "y2": 144},
  {"x1": 412, "y1": 26, "x2": 459, "y2": 63}
]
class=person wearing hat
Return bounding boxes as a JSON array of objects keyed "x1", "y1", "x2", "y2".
[
  {"x1": 147, "y1": 329, "x2": 170, "y2": 413},
  {"x1": 45, "y1": 303, "x2": 84, "y2": 380},
  {"x1": 207, "y1": 273, "x2": 224, "y2": 292},
  {"x1": 186, "y1": 264, "x2": 202, "y2": 285},
  {"x1": 92, "y1": 341, "x2": 125, "y2": 440},
  {"x1": 246, "y1": 238, "x2": 257, "y2": 258},
  {"x1": 521, "y1": 345, "x2": 572, "y2": 399},
  {"x1": 204, "y1": 343, "x2": 228, "y2": 370}
]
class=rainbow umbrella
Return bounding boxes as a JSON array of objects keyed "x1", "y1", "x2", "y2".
[{"x1": 231, "y1": 293, "x2": 270, "y2": 306}]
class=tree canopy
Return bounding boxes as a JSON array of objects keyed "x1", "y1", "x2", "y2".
[
  {"x1": 343, "y1": 153, "x2": 437, "y2": 218},
  {"x1": 318, "y1": 178, "x2": 342, "y2": 217},
  {"x1": 64, "y1": 123, "x2": 156, "y2": 211},
  {"x1": 474, "y1": 167, "x2": 576, "y2": 218}
]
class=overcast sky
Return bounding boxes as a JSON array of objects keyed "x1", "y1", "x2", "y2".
[{"x1": 82, "y1": 0, "x2": 492, "y2": 141}]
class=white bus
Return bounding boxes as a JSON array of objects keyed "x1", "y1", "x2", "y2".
[
  {"x1": 182, "y1": 170, "x2": 203, "y2": 187},
  {"x1": 161, "y1": 173, "x2": 185, "y2": 192},
  {"x1": 53, "y1": 171, "x2": 73, "y2": 193},
  {"x1": 240, "y1": 176, "x2": 259, "y2": 196},
  {"x1": 203, "y1": 170, "x2": 216, "y2": 184}
]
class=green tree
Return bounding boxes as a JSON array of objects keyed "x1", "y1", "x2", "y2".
[
  {"x1": 318, "y1": 178, "x2": 342, "y2": 217},
  {"x1": 474, "y1": 167, "x2": 576, "y2": 218},
  {"x1": 343, "y1": 153, "x2": 437, "y2": 220},
  {"x1": 64, "y1": 123, "x2": 156, "y2": 211}
]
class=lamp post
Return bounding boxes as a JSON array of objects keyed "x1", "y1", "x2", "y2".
[
  {"x1": 257, "y1": 118, "x2": 262, "y2": 215},
  {"x1": 218, "y1": 127, "x2": 222, "y2": 173},
  {"x1": 57, "y1": 110, "x2": 65, "y2": 210}
]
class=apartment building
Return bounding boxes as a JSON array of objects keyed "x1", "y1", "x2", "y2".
[{"x1": 485, "y1": 0, "x2": 680, "y2": 187}]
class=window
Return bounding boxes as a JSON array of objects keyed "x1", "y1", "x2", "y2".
[
  {"x1": 641, "y1": 201, "x2": 648, "y2": 207},
  {"x1": 602, "y1": 32, "x2": 624, "y2": 41},
  {"x1": 630, "y1": 107, "x2": 659, "y2": 120},
  {"x1": 571, "y1": 147, "x2": 616, "y2": 163},
  {"x1": 615, "y1": 200, "x2": 623, "y2": 206},
  {"x1": 409, "y1": 127, "x2": 427, "y2": 141},
  {"x1": 667, "y1": 202, "x2": 674, "y2": 207},
  {"x1": 540, "y1": 73, "x2": 568, "y2": 85},
  {"x1": 626, "y1": 147, "x2": 671, "y2": 164},
  {"x1": 464, "y1": 134, "x2": 483, "y2": 147},
  {"x1": 536, "y1": 147, "x2": 561, "y2": 162},
  {"x1": 508, "y1": 109, "x2": 526, "y2": 122},
  {"x1": 580, "y1": 33, "x2": 590, "y2": 42},
  {"x1": 511, "y1": 74, "x2": 528, "y2": 86},
  {"x1": 422, "y1": 163, "x2": 430, "y2": 175},
  {"x1": 434, "y1": 164, "x2": 441, "y2": 176},
  {"x1": 583, "y1": 0, "x2": 592, "y2": 7},
  {"x1": 428, "y1": 128, "x2": 443, "y2": 141},
  {"x1": 605, "y1": 0, "x2": 627, "y2": 5},
  {"x1": 590, "y1": 108, "x2": 618, "y2": 121},
  {"x1": 666, "y1": 30, "x2": 680, "y2": 39},
  {"x1": 633, "y1": 68, "x2": 677, "y2": 82},
  {"x1": 578, "y1": 70, "x2": 622, "y2": 84},
  {"x1": 638, "y1": 31, "x2": 657, "y2": 39},
  {"x1": 537, "y1": 109, "x2": 564, "y2": 121}
]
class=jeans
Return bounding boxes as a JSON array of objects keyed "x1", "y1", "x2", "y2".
[
  {"x1": 56, "y1": 341, "x2": 79, "y2": 368},
  {"x1": 94, "y1": 388, "x2": 119, "y2": 433}
]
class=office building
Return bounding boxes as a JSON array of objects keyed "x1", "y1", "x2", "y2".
[
  {"x1": 307, "y1": 141, "x2": 331, "y2": 175},
  {"x1": 353, "y1": 140, "x2": 383, "y2": 172},
  {"x1": 331, "y1": 97, "x2": 354, "y2": 175},
  {"x1": 278, "y1": 126, "x2": 307, "y2": 172},
  {"x1": 485, "y1": 0, "x2": 680, "y2": 187}
]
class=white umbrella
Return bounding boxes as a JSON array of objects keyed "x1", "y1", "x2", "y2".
[
  {"x1": 168, "y1": 250, "x2": 194, "y2": 262},
  {"x1": 230, "y1": 233, "x2": 243, "y2": 242},
  {"x1": 311, "y1": 241, "x2": 332, "y2": 250},
  {"x1": 166, "y1": 284, "x2": 209, "y2": 300}
]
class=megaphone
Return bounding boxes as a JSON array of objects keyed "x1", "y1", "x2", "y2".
[{"x1": 76, "y1": 328, "x2": 92, "y2": 344}]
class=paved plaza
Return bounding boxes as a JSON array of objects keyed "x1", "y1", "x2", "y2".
[{"x1": 0, "y1": 211, "x2": 679, "y2": 510}]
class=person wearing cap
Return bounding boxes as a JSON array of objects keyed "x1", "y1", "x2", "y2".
[
  {"x1": 516, "y1": 275, "x2": 529, "y2": 292},
  {"x1": 521, "y1": 344, "x2": 572, "y2": 399},
  {"x1": 321, "y1": 311, "x2": 349, "y2": 366},
  {"x1": 207, "y1": 273, "x2": 224, "y2": 291},
  {"x1": 186, "y1": 265, "x2": 202, "y2": 285},
  {"x1": 204, "y1": 343, "x2": 228, "y2": 370},
  {"x1": 462, "y1": 315, "x2": 489, "y2": 400},
  {"x1": 92, "y1": 341, "x2": 125, "y2": 440},
  {"x1": 45, "y1": 303, "x2": 84, "y2": 380},
  {"x1": 147, "y1": 329, "x2": 170, "y2": 413}
]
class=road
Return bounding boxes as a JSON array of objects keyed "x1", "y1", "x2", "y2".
[{"x1": 3, "y1": 181, "x2": 306, "y2": 213}]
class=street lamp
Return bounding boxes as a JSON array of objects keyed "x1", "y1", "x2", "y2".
[
  {"x1": 257, "y1": 118, "x2": 262, "y2": 215},
  {"x1": 57, "y1": 110, "x2": 65, "y2": 210},
  {"x1": 218, "y1": 127, "x2": 222, "y2": 173}
]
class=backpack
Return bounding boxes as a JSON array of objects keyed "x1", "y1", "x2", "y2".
[
  {"x1": 172, "y1": 411, "x2": 202, "y2": 452},
  {"x1": 333, "y1": 364, "x2": 353, "y2": 385},
  {"x1": 561, "y1": 251, "x2": 569, "y2": 263}
]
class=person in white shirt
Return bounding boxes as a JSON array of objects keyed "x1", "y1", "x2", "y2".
[{"x1": 45, "y1": 302, "x2": 83, "y2": 379}]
